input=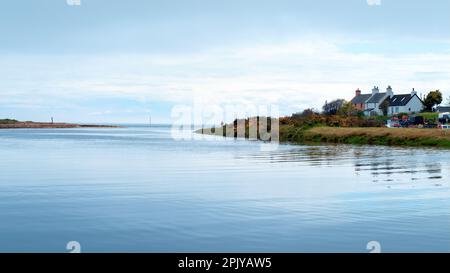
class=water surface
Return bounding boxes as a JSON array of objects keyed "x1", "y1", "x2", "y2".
[{"x1": 0, "y1": 125, "x2": 449, "y2": 252}]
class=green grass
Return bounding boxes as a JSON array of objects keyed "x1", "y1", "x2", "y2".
[{"x1": 419, "y1": 112, "x2": 439, "y2": 120}]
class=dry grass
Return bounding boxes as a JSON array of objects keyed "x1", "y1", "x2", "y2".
[
  {"x1": 307, "y1": 127, "x2": 450, "y2": 140},
  {"x1": 303, "y1": 126, "x2": 450, "y2": 147}
]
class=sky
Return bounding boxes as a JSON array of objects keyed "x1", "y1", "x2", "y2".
[{"x1": 1, "y1": 0, "x2": 450, "y2": 124}]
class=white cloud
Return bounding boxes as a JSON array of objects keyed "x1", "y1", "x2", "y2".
[{"x1": 1, "y1": 37, "x2": 450, "y2": 120}]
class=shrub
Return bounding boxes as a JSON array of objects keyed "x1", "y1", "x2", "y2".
[{"x1": 0, "y1": 119, "x2": 18, "y2": 124}]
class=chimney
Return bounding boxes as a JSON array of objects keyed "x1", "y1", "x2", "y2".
[
  {"x1": 355, "y1": 88, "x2": 361, "y2": 97},
  {"x1": 372, "y1": 86, "x2": 379, "y2": 95},
  {"x1": 386, "y1": 85, "x2": 393, "y2": 98},
  {"x1": 411, "y1": 88, "x2": 417, "y2": 96}
]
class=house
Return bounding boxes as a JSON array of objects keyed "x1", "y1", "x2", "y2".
[
  {"x1": 363, "y1": 86, "x2": 391, "y2": 116},
  {"x1": 349, "y1": 86, "x2": 425, "y2": 116},
  {"x1": 437, "y1": 106, "x2": 450, "y2": 113},
  {"x1": 323, "y1": 99, "x2": 345, "y2": 115},
  {"x1": 350, "y1": 89, "x2": 372, "y2": 111},
  {"x1": 384, "y1": 88, "x2": 424, "y2": 115}
]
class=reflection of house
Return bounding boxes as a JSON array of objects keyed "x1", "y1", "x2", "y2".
[
  {"x1": 350, "y1": 86, "x2": 424, "y2": 116},
  {"x1": 384, "y1": 89, "x2": 424, "y2": 115}
]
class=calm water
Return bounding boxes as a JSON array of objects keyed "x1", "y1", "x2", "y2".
[{"x1": 0, "y1": 125, "x2": 449, "y2": 253}]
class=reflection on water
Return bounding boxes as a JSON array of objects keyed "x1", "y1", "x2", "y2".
[
  {"x1": 238, "y1": 145, "x2": 446, "y2": 185},
  {"x1": 0, "y1": 126, "x2": 449, "y2": 252}
]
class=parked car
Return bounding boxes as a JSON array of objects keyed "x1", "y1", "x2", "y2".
[
  {"x1": 411, "y1": 116, "x2": 424, "y2": 125},
  {"x1": 386, "y1": 120, "x2": 401, "y2": 128},
  {"x1": 399, "y1": 120, "x2": 409, "y2": 127},
  {"x1": 424, "y1": 124, "x2": 438, "y2": 129},
  {"x1": 438, "y1": 112, "x2": 450, "y2": 125}
]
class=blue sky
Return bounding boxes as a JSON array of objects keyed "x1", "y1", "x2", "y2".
[{"x1": 1, "y1": 0, "x2": 450, "y2": 123}]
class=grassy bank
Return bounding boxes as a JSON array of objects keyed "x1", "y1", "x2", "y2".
[
  {"x1": 197, "y1": 110, "x2": 450, "y2": 148},
  {"x1": 302, "y1": 127, "x2": 450, "y2": 148},
  {"x1": 199, "y1": 122, "x2": 450, "y2": 148}
]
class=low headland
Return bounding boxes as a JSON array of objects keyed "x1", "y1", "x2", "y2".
[
  {"x1": 197, "y1": 112, "x2": 450, "y2": 148},
  {"x1": 0, "y1": 119, "x2": 121, "y2": 129}
]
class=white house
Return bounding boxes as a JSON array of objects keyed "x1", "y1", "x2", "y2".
[
  {"x1": 437, "y1": 106, "x2": 450, "y2": 113},
  {"x1": 363, "y1": 86, "x2": 392, "y2": 116},
  {"x1": 386, "y1": 88, "x2": 424, "y2": 115}
]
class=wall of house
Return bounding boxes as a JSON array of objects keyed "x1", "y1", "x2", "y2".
[
  {"x1": 353, "y1": 103, "x2": 364, "y2": 111},
  {"x1": 373, "y1": 108, "x2": 384, "y2": 116},
  {"x1": 364, "y1": 106, "x2": 384, "y2": 116},
  {"x1": 389, "y1": 107, "x2": 396, "y2": 115},
  {"x1": 365, "y1": 102, "x2": 380, "y2": 114},
  {"x1": 364, "y1": 94, "x2": 389, "y2": 116}
]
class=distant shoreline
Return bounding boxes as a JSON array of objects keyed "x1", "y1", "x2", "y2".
[{"x1": 0, "y1": 120, "x2": 122, "y2": 129}]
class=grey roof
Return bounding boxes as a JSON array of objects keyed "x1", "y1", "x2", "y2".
[
  {"x1": 437, "y1": 106, "x2": 450, "y2": 112},
  {"x1": 388, "y1": 94, "x2": 413, "y2": 106},
  {"x1": 387, "y1": 94, "x2": 424, "y2": 107},
  {"x1": 351, "y1": 94, "x2": 372, "y2": 104},
  {"x1": 367, "y1": 93, "x2": 387, "y2": 103}
]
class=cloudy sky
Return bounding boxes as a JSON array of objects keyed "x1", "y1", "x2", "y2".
[{"x1": 1, "y1": 0, "x2": 450, "y2": 123}]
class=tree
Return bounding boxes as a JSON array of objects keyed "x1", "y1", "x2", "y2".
[
  {"x1": 322, "y1": 99, "x2": 345, "y2": 115},
  {"x1": 379, "y1": 99, "x2": 390, "y2": 116},
  {"x1": 424, "y1": 90, "x2": 443, "y2": 111},
  {"x1": 337, "y1": 101, "x2": 359, "y2": 117},
  {"x1": 292, "y1": 108, "x2": 318, "y2": 118}
]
